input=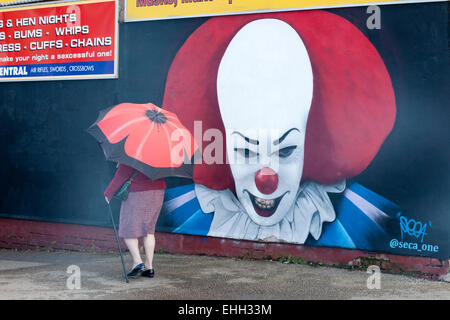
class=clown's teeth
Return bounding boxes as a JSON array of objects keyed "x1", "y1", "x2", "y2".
[{"x1": 254, "y1": 196, "x2": 275, "y2": 209}]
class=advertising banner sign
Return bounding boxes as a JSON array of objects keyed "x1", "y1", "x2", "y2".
[
  {"x1": 125, "y1": 0, "x2": 445, "y2": 22},
  {"x1": 0, "y1": 0, "x2": 118, "y2": 81}
]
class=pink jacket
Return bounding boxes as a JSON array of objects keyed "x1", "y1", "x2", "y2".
[{"x1": 104, "y1": 164, "x2": 166, "y2": 200}]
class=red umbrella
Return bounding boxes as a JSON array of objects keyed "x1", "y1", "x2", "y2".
[{"x1": 87, "y1": 102, "x2": 199, "y2": 180}]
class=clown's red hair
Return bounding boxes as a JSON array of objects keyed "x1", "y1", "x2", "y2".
[{"x1": 163, "y1": 10, "x2": 396, "y2": 191}]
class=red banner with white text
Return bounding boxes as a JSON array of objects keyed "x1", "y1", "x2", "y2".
[{"x1": 0, "y1": 0, "x2": 117, "y2": 81}]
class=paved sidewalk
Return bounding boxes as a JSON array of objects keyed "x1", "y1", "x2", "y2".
[{"x1": 0, "y1": 249, "x2": 448, "y2": 300}]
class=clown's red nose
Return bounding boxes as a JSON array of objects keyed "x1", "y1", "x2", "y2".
[{"x1": 255, "y1": 167, "x2": 278, "y2": 195}]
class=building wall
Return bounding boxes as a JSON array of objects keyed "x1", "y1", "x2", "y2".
[{"x1": 0, "y1": 3, "x2": 448, "y2": 260}]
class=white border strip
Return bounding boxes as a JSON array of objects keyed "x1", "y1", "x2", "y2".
[
  {"x1": 0, "y1": 0, "x2": 47, "y2": 8},
  {"x1": 344, "y1": 189, "x2": 390, "y2": 227},
  {"x1": 0, "y1": 0, "x2": 119, "y2": 82},
  {"x1": 161, "y1": 190, "x2": 196, "y2": 214}
]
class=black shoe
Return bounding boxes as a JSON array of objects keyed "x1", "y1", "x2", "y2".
[
  {"x1": 127, "y1": 263, "x2": 144, "y2": 277},
  {"x1": 141, "y1": 268, "x2": 154, "y2": 278}
]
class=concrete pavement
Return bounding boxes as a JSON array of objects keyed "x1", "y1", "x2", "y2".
[{"x1": 0, "y1": 249, "x2": 448, "y2": 300}]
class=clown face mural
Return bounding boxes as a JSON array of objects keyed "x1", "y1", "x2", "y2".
[
  {"x1": 193, "y1": 18, "x2": 346, "y2": 243},
  {"x1": 217, "y1": 19, "x2": 314, "y2": 228},
  {"x1": 162, "y1": 10, "x2": 396, "y2": 245}
]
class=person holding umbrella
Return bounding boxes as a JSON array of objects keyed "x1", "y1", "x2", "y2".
[
  {"x1": 88, "y1": 102, "x2": 199, "y2": 280},
  {"x1": 104, "y1": 164, "x2": 166, "y2": 278}
]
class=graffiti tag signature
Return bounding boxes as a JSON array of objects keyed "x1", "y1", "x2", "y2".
[{"x1": 399, "y1": 216, "x2": 429, "y2": 243}]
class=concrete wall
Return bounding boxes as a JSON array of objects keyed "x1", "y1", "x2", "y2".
[{"x1": 0, "y1": 2, "x2": 448, "y2": 267}]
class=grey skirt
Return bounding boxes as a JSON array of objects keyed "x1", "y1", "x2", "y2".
[{"x1": 118, "y1": 189, "x2": 165, "y2": 238}]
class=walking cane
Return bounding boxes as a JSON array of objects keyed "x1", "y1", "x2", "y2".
[{"x1": 107, "y1": 203, "x2": 129, "y2": 283}]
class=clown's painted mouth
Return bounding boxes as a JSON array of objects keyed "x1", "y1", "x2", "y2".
[{"x1": 244, "y1": 190, "x2": 288, "y2": 217}]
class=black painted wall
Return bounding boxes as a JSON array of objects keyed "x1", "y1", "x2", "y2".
[{"x1": 0, "y1": 3, "x2": 448, "y2": 255}]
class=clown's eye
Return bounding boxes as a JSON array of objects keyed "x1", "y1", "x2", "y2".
[
  {"x1": 278, "y1": 146, "x2": 296, "y2": 158},
  {"x1": 234, "y1": 148, "x2": 258, "y2": 158}
]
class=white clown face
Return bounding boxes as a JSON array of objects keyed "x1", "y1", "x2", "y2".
[{"x1": 217, "y1": 19, "x2": 313, "y2": 226}]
